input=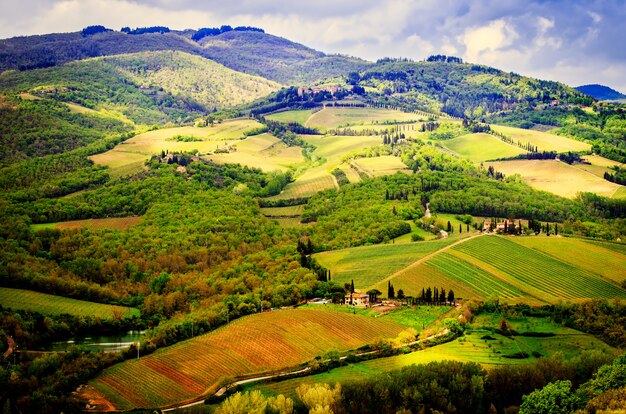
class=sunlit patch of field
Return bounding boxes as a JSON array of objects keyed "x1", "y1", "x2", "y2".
[
  {"x1": 442, "y1": 133, "x2": 527, "y2": 162},
  {"x1": 490, "y1": 125, "x2": 591, "y2": 152},
  {"x1": 266, "y1": 110, "x2": 314, "y2": 126},
  {"x1": 306, "y1": 107, "x2": 422, "y2": 131},
  {"x1": 486, "y1": 160, "x2": 622, "y2": 198},
  {"x1": 31, "y1": 216, "x2": 142, "y2": 231},
  {"x1": 90, "y1": 120, "x2": 263, "y2": 176},
  {"x1": 351, "y1": 156, "x2": 410, "y2": 177}
]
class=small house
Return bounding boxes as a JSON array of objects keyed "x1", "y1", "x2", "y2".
[{"x1": 345, "y1": 293, "x2": 369, "y2": 306}]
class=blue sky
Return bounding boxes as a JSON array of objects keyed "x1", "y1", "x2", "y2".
[{"x1": 1, "y1": 0, "x2": 625, "y2": 91}]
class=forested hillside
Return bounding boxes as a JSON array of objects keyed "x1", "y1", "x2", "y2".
[{"x1": 0, "y1": 28, "x2": 368, "y2": 85}]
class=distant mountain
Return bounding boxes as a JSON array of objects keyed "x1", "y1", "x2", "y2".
[
  {"x1": 0, "y1": 29, "x2": 369, "y2": 85},
  {"x1": 576, "y1": 84, "x2": 626, "y2": 101}
]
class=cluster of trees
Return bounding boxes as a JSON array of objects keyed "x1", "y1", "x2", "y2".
[
  {"x1": 415, "y1": 286, "x2": 455, "y2": 305},
  {"x1": 603, "y1": 166, "x2": 626, "y2": 185},
  {"x1": 121, "y1": 26, "x2": 170, "y2": 35},
  {"x1": 427, "y1": 55, "x2": 463, "y2": 63},
  {"x1": 192, "y1": 25, "x2": 264, "y2": 41},
  {"x1": 81, "y1": 25, "x2": 112, "y2": 37}
]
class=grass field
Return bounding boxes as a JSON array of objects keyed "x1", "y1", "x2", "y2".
[
  {"x1": 31, "y1": 216, "x2": 142, "y2": 231},
  {"x1": 486, "y1": 160, "x2": 623, "y2": 198},
  {"x1": 313, "y1": 239, "x2": 456, "y2": 289},
  {"x1": 442, "y1": 133, "x2": 527, "y2": 162},
  {"x1": 0, "y1": 287, "x2": 139, "y2": 319},
  {"x1": 91, "y1": 120, "x2": 264, "y2": 176},
  {"x1": 246, "y1": 315, "x2": 615, "y2": 398},
  {"x1": 491, "y1": 125, "x2": 592, "y2": 152},
  {"x1": 351, "y1": 156, "x2": 410, "y2": 177},
  {"x1": 306, "y1": 107, "x2": 421, "y2": 131},
  {"x1": 89, "y1": 308, "x2": 406, "y2": 410},
  {"x1": 266, "y1": 110, "x2": 313, "y2": 126}
]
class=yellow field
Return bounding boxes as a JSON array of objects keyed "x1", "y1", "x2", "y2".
[
  {"x1": 267, "y1": 135, "x2": 382, "y2": 200},
  {"x1": 90, "y1": 120, "x2": 263, "y2": 176},
  {"x1": 491, "y1": 125, "x2": 591, "y2": 152},
  {"x1": 339, "y1": 163, "x2": 362, "y2": 183},
  {"x1": 584, "y1": 155, "x2": 624, "y2": 168},
  {"x1": 486, "y1": 160, "x2": 623, "y2": 198},
  {"x1": 306, "y1": 107, "x2": 421, "y2": 131},
  {"x1": 443, "y1": 133, "x2": 527, "y2": 162},
  {"x1": 352, "y1": 156, "x2": 410, "y2": 177},
  {"x1": 207, "y1": 139, "x2": 304, "y2": 173}
]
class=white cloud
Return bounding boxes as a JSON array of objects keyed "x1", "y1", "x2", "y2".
[
  {"x1": 460, "y1": 19, "x2": 519, "y2": 63},
  {"x1": 0, "y1": 0, "x2": 625, "y2": 92}
]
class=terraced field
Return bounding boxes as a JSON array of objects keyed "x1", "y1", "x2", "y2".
[
  {"x1": 0, "y1": 287, "x2": 139, "y2": 319},
  {"x1": 490, "y1": 125, "x2": 592, "y2": 152},
  {"x1": 313, "y1": 239, "x2": 456, "y2": 288},
  {"x1": 442, "y1": 133, "x2": 527, "y2": 162},
  {"x1": 90, "y1": 308, "x2": 406, "y2": 410}
]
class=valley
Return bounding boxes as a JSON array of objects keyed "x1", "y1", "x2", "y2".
[{"x1": 0, "y1": 24, "x2": 625, "y2": 414}]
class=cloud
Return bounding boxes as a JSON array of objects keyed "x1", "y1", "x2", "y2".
[{"x1": 0, "y1": 0, "x2": 625, "y2": 92}]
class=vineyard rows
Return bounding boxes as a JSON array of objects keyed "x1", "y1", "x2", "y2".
[
  {"x1": 0, "y1": 287, "x2": 139, "y2": 319},
  {"x1": 452, "y1": 237, "x2": 626, "y2": 302},
  {"x1": 92, "y1": 308, "x2": 405, "y2": 410}
]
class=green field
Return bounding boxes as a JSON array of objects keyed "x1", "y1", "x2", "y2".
[
  {"x1": 491, "y1": 125, "x2": 592, "y2": 152},
  {"x1": 442, "y1": 133, "x2": 527, "y2": 162},
  {"x1": 266, "y1": 110, "x2": 314, "y2": 126},
  {"x1": 313, "y1": 239, "x2": 456, "y2": 288},
  {"x1": 306, "y1": 107, "x2": 421, "y2": 131},
  {"x1": 0, "y1": 287, "x2": 139, "y2": 319},
  {"x1": 451, "y1": 236, "x2": 626, "y2": 302},
  {"x1": 326, "y1": 235, "x2": 626, "y2": 304},
  {"x1": 486, "y1": 160, "x2": 623, "y2": 198},
  {"x1": 351, "y1": 156, "x2": 410, "y2": 177},
  {"x1": 512, "y1": 236, "x2": 626, "y2": 284},
  {"x1": 246, "y1": 315, "x2": 615, "y2": 398},
  {"x1": 91, "y1": 120, "x2": 264, "y2": 176},
  {"x1": 89, "y1": 308, "x2": 406, "y2": 410}
]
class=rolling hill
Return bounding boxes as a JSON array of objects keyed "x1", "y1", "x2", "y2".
[
  {"x1": 0, "y1": 29, "x2": 369, "y2": 85},
  {"x1": 576, "y1": 84, "x2": 626, "y2": 101}
]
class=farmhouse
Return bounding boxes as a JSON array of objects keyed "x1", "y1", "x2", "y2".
[{"x1": 345, "y1": 293, "x2": 369, "y2": 306}]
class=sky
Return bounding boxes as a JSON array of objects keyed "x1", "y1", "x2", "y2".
[{"x1": 1, "y1": 0, "x2": 625, "y2": 92}]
